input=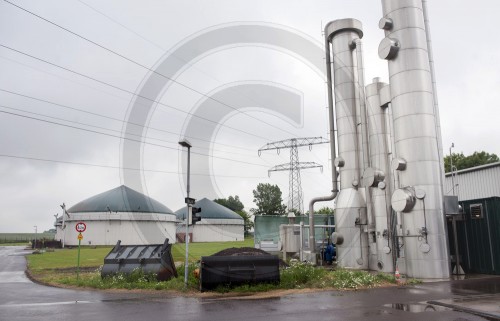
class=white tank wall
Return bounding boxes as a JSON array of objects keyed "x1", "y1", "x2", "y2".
[
  {"x1": 192, "y1": 224, "x2": 244, "y2": 242},
  {"x1": 57, "y1": 212, "x2": 177, "y2": 246},
  {"x1": 177, "y1": 219, "x2": 244, "y2": 243}
]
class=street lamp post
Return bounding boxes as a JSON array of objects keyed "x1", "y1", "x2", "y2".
[
  {"x1": 450, "y1": 143, "x2": 455, "y2": 195},
  {"x1": 178, "y1": 139, "x2": 192, "y2": 288}
]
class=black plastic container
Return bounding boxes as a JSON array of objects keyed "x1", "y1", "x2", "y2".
[{"x1": 200, "y1": 255, "x2": 280, "y2": 291}]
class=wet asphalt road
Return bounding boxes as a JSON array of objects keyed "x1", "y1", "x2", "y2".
[{"x1": 1, "y1": 246, "x2": 499, "y2": 321}]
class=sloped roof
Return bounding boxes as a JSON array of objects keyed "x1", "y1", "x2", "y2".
[
  {"x1": 67, "y1": 185, "x2": 174, "y2": 214},
  {"x1": 175, "y1": 198, "x2": 243, "y2": 220}
]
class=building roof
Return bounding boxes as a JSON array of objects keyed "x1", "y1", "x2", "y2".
[
  {"x1": 67, "y1": 185, "x2": 174, "y2": 214},
  {"x1": 175, "y1": 198, "x2": 244, "y2": 220},
  {"x1": 445, "y1": 162, "x2": 500, "y2": 177}
]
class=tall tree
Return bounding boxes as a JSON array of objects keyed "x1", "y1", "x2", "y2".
[
  {"x1": 213, "y1": 195, "x2": 244, "y2": 212},
  {"x1": 251, "y1": 183, "x2": 287, "y2": 216},
  {"x1": 315, "y1": 206, "x2": 335, "y2": 215},
  {"x1": 444, "y1": 151, "x2": 499, "y2": 172},
  {"x1": 236, "y1": 210, "x2": 254, "y2": 235}
]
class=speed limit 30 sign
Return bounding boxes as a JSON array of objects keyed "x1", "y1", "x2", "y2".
[{"x1": 75, "y1": 222, "x2": 86, "y2": 233}]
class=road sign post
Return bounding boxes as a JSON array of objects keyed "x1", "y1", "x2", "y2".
[
  {"x1": 75, "y1": 222, "x2": 86, "y2": 281},
  {"x1": 77, "y1": 233, "x2": 82, "y2": 280}
]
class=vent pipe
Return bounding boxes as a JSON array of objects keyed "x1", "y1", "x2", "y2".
[{"x1": 307, "y1": 22, "x2": 340, "y2": 258}]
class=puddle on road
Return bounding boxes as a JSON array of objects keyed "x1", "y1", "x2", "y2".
[{"x1": 384, "y1": 303, "x2": 452, "y2": 313}]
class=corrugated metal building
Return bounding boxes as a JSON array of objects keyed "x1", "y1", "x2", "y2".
[
  {"x1": 445, "y1": 162, "x2": 500, "y2": 275},
  {"x1": 444, "y1": 162, "x2": 500, "y2": 201},
  {"x1": 55, "y1": 185, "x2": 177, "y2": 246},
  {"x1": 175, "y1": 198, "x2": 244, "y2": 242}
]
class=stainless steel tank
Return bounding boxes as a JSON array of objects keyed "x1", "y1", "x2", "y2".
[
  {"x1": 365, "y1": 78, "x2": 394, "y2": 273},
  {"x1": 325, "y1": 19, "x2": 368, "y2": 269},
  {"x1": 379, "y1": 0, "x2": 450, "y2": 278}
]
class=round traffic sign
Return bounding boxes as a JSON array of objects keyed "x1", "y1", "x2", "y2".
[{"x1": 75, "y1": 222, "x2": 86, "y2": 232}]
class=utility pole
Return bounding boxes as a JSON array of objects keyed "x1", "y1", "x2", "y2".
[
  {"x1": 450, "y1": 142, "x2": 455, "y2": 195},
  {"x1": 178, "y1": 139, "x2": 192, "y2": 288},
  {"x1": 259, "y1": 137, "x2": 328, "y2": 214}
]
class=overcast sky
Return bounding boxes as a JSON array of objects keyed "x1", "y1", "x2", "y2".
[{"x1": 1, "y1": 0, "x2": 499, "y2": 233}]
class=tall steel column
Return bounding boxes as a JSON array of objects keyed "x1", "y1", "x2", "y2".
[
  {"x1": 288, "y1": 142, "x2": 302, "y2": 213},
  {"x1": 379, "y1": 0, "x2": 450, "y2": 278},
  {"x1": 365, "y1": 78, "x2": 395, "y2": 273},
  {"x1": 325, "y1": 19, "x2": 368, "y2": 269}
]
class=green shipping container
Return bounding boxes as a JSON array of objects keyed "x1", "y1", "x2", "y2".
[{"x1": 448, "y1": 197, "x2": 500, "y2": 275}]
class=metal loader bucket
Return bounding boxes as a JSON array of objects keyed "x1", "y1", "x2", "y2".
[{"x1": 101, "y1": 238, "x2": 177, "y2": 281}]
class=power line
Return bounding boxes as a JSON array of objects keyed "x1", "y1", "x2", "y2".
[
  {"x1": 2, "y1": 0, "x2": 302, "y2": 139},
  {"x1": 0, "y1": 86, "x2": 257, "y2": 154},
  {"x1": 75, "y1": 0, "x2": 166, "y2": 52},
  {"x1": 0, "y1": 109, "x2": 270, "y2": 168},
  {"x1": 0, "y1": 153, "x2": 267, "y2": 179},
  {"x1": 0, "y1": 43, "x2": 275, "y2": 142},
  {"x1": 0, "y1": 103, "x2": 262, "y2": 159},
  {"x1": 1, "y1": 1, "x2": 331, "y2": 179},
  {"x1": 74, "y1": 0, "x2": 313, "y2": 143}
]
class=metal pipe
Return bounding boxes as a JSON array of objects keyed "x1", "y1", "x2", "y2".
[
  {"x1": 184, "y1": 146, "x2": 190, "y2": 287},
  {"x1": 352, "y1": 38, "x2": 373, "y2": 270},
  {"x1": 422, "y1": 0, "x2": 445, "y2": 188},
  {"x1": 308, "y1": 29, "x2": 339, "y2": 257},
  {"x1": 423, "y1": 0, "x2": 452, "y2": 275},
  {"x1": 352, "y1": 39, "x2": 370, "y2": 171}
]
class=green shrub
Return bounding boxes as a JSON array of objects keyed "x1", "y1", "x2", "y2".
[{"x1": 280, "y1": 261, "x2": 327, "y2": 289}]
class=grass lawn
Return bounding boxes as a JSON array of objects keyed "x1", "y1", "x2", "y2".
[
  {"x1": 25, "y1": 237, "x2": 397, "y2": 293},
  {"x1": 171, "y1": 238, "x2": 254, "y2": 262},
  {"x1": 27, "y1": 238, "x2": 255, "y2": 273}
]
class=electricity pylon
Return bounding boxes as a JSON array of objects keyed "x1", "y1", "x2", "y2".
[{"x1": 258, "y1": 137, "x2": 328, "y2": 214}]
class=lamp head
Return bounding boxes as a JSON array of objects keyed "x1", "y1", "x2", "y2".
[{"x1": 178, "y1": 139, "x2": 192, "y2": 148}]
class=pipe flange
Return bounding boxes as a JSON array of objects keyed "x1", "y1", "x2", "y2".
[
  {"x1": 415, "y1": 189, "x2": 426, "y2": 200},
  {"x1": 334, "y1": 157, "x2": 345, "y2": 168},
  {"x1": 378, "y1": 37, "x2": 400, "y2": 60},
  {"x1": 420, "y1": 243, "x2": 431, "y2": 253},
  {"x1": 363, "y1": 167, "x2": 385, "y2": 187},
  {"x1": 391, "y1": 158, "x2": 407, "y2": 171},
  {"x1": 378, "y1": 17, "x2": 393, "y2": 30},
  {"x1": 332, "y1": 232, "x2": 344, "y2": 245},
  {"x1": 391, "y1": 188, "x2": 416, "y2": 213}
]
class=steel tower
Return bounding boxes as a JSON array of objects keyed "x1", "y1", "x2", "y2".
[{"x1": 259, "y1": 137, "x2": 328, "y2": 214}]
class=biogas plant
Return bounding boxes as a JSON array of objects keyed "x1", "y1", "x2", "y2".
[{"x1": 302, "y1": 0, "x2": 451, "y2": 279}]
